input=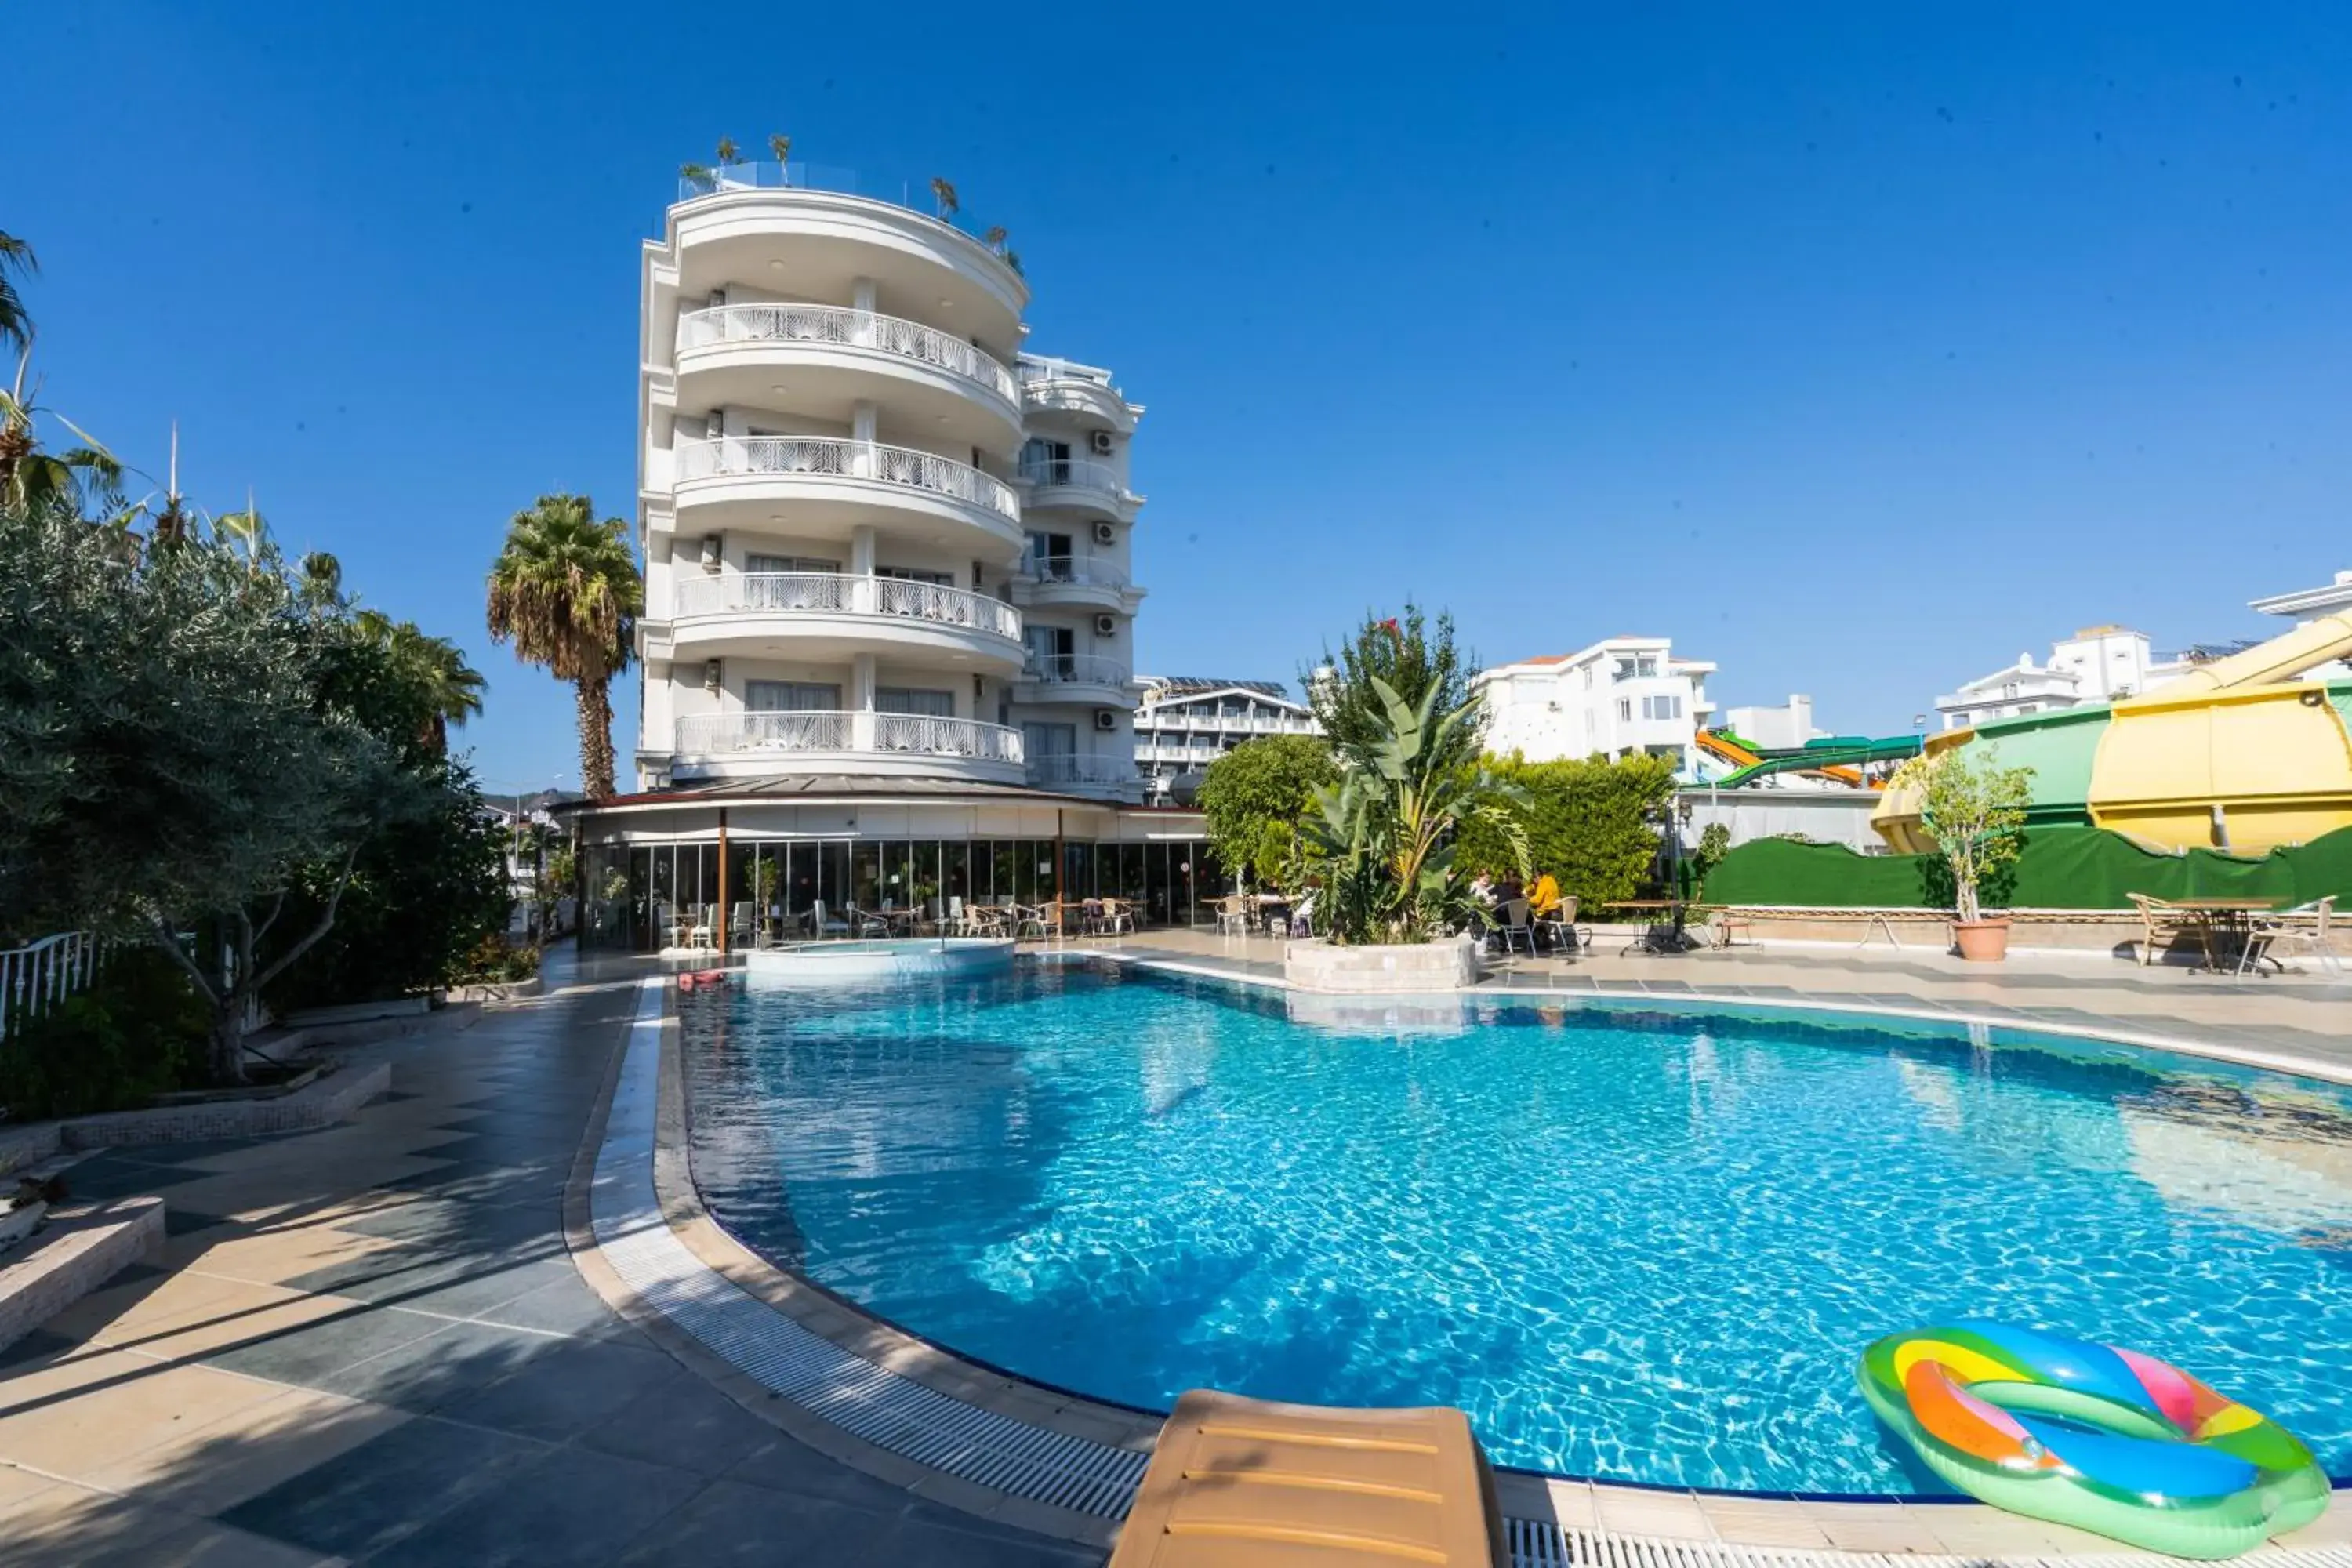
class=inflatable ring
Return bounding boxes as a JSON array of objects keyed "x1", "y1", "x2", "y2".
[{"x1": 1859, "y1": 1322, "x2": 2328, "y2": 1559}]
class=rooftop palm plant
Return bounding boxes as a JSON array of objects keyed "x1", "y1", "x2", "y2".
[
  {"x1": 485, "y1": 494, "x2": 640, "y2": 798},
  {"x1": 714, "y1": 136, "x2": 740, "y2": 165},
  {"x1": 1303, "y1": 677, "x2": 1527, "y2": 945},
  {"x1": 931, "y1": 176, "x2": 960, "y2": 220},
  {"x1": 768, "y1": 133, "x2": 792, "y2": 164}
]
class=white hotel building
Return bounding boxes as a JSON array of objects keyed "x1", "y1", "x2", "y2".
[
  {"x1": 1474, "y1": 637, "x2": 1718, "y2": 776},
  {"x1": 566, "y1": 162, "x2": 1218, "y2": 946}
]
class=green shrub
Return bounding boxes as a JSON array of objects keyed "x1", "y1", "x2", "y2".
[
  {"x1": 0, "y1": 949, "x2": 206, "y2": 1120},
  {"x1": 453, "y1": 935, "x2": 542, "y2": 985}
]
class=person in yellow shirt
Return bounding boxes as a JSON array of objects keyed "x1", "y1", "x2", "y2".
[{"x1": 1529, "y1": 873, "x2": 1562, "y2": 920}]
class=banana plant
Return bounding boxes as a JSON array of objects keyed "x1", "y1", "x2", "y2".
[{"x1": 1302, "y1": 676, "x2": 1528, "y2": 943}]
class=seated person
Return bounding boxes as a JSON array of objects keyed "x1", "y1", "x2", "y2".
[{"x1": 1528, "y1": 873, "x2": 1563, "y2": 919}]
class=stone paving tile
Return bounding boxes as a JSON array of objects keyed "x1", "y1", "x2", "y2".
[
  {"x1": 361, "y1": 1443, "x2": 710, "y2": 1568},
  {"x1": 578, "y1": 1375, "x2": 791, "y2": 1475},
  {"x1": 194, "y1": 1299, "x2": 460, "y2": 1392},
  {"x1": 219, "y1": 1411, "x2": 551, "y2": 1558},
  {"x1": 431, "y1": 1334, "x2": 691, "y2": 1443},
  {"x1": 609, "y1": 1482, "x2": 910, "y2": 1567}
]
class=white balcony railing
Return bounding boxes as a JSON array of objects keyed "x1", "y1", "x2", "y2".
[
  {"x1": 673, "y1": 437, "x2": 1019, "y2": 521},
  {"x1": 1027, "y1": 754, "x2": 1141, "y2": 789},
  {"x1": 1018, "y1": 556, "x2": 1129, "y2": 591},
  {"x1": 2, "y1": 931, "x2": 105, "y2": 1040},
  {"x1": 677, "y1": 303, "x2": 1017, "y2": 404},
  {"x1": 1016, "y1": 356, "x2": 1116, "y2": 389},
  {"x1": 672, "y1": 162, "x2": 1017, "y2": 266},
  {"x1": 674, "y1": 711, "x2": 1023, "y2": 765},
  {"x1": 1022, "y1": 654, "x2": 1134, "y2": 688},
  {"x1": 670, "y1": 572, "x2": 1021, "y2": 641},
  {"x1": 1018, "y1": 456, "x2": 1127, "y2": 499}
]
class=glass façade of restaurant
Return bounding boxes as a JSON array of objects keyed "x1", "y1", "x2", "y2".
[{"x1": 560, "y1": 779, "x2": 1222, "y2": 951}]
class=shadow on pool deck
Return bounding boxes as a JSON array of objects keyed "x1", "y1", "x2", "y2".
[{"x1": 0, "y1": 949, "x2": 1104, "y2": 1567}]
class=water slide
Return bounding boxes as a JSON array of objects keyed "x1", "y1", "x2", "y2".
[
  {"x1": 1696, "y1": 729, "x2": 1869, "y2": 788},
  {"x1": 1874, "y1": 611, "x2": 2352, "y2": 855}
]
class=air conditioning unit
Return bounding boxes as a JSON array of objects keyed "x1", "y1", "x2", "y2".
[
  {"x1": 1093, "y1": 613, "x2": 1118, "y2": 638},
  {"x1": 1089, "y1": 429, "x2": 1115, "y2": 456},
  {"x1": 702, "y1": 659, "x2": 723, "y2": 691},
  {"x1": 1091, "y1": 520, "x2": 1117, "y2": 546},
  {"x1": 698, "y1": 535, "x2": 720, "y2": 570},
  {"x1": 1094, "y1": 709, "x2": 1119, "y2": 732}
]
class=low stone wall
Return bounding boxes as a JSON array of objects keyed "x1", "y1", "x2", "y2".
[
  {"x1": 0, "y1": 1196, "x2": 165, "y2": 1352},
  {"x1": 0, "y1": 1061, "x2": 392, "y2": 1174},
  {"x1": 1284, "y1": 937, "x2": 1483, "y2": 993}
]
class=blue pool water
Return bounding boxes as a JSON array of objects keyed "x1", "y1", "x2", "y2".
[{"x1": 678, "y1": 963, "x2": 2352, "y2": 1494}]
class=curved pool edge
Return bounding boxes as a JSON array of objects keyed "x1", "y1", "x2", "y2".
[{"x1": 586, "y1": 967, "x2": 2352, "y2": 1562}]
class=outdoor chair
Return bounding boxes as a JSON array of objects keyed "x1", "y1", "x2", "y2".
[
  {"x1": 807, "y1": 901, "x2": 850, "y2": 939},
  {"x1": 1494, "y1": 898, "x2": 1536, "y2": 956},
  {"x1": 2250, "y1": 895, "x2": 2340, "y2": 975},
  {"x1": 1538, "y1": 895, "x2": 1582, "y2": 953},
  {"x1": 728, "y1": 902, "x2": 754, "y2": 948},
  {"x1": 1284, "y1": 891, "x2": 1317, "y2": 938},
  {"x1": 1214, "y1": 895, "x2": 1253, "y2": 937},
  {"x1": 2129, "y1": 893, "x2": 2200, "y2": 967},
  {"x1": 946, "y1": 895, "x2": 967, "y2": 935},
  {"x1": 1098, "y1": 897, "x2": 1136, "y2": 935}
]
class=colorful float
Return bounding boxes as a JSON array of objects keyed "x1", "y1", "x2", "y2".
[{"x1": 1858, "y1": 1322, "x2": 2328, "y2": 1558}]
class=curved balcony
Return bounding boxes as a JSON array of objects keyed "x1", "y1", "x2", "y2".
[
  {"x1": 1026, "y1": 753, "x2": 1144, "y2": 800},
  {"x1": 1013, "y1": 653, "x2": 1139, "y2": 709},
  {"x1": 1017, "y1": 456, "x2": 1141, "y2": 522},
  {"x1": 664, "y1": 572, "x2": 1025, "y2": 668},
  {"x1": 667, "y1": 163, "x2": 1025, "y2": 335},
  {"x1": 674, "y1": 303, "x2": 1022, "y2": 451},
  {"x1": 671, "y1": 437, "x2": 1024, "y2": 557},
  {"x1": 671, "y1": 710, "x2": 1025, "y2": 785},
  {"x1": 1007, "y1": 557, "x2": 1138, "y2": 615},
  {"x1": 1018, "y1": 357, "x2": 1138, "y2": 432}
]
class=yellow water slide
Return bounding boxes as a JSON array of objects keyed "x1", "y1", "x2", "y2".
[{"x1": 1874, "y1": 612, "x2": 2352, "y2": 855}]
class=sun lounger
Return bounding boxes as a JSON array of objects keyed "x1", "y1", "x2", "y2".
[{"x1": 1109, "y1": 1388, "x2": 1508, "y2": 1567}]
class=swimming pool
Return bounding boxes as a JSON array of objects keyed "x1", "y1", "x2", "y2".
[{"x1": 677, "y1": 962, "x2": 2352, "y2": 1495}]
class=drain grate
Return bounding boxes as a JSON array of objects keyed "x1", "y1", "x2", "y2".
[
  {"x1": 1502, "y1": 1521, "x2": 2352, "y2": 1568},
  {"x1": 590, "y1": 980, "x2": 1148, "y2": 1519}
]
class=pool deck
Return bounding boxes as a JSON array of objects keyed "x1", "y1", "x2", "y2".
[{"x1": 0, "y1": 937, "x2": 2343, "y2": 1564}]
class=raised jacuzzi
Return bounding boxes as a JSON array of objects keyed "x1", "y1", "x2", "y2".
[{"x1": 739, "y1": 938, "x2": 1016, "y2": 985}]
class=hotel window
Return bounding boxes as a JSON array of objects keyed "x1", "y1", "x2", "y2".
[
  {"x1": 876, "y1": 688, "x2": 955, "y2": 717},
  {"x1": 1635, "y1": 655, "x2": 1659, "y2": 677},
  {"x1": 1616, "y1": 698, "x2": 1633, "y2": 721},
  {"x1": 1642, "y1": 695, "x2": 1682, "y2": 720}
]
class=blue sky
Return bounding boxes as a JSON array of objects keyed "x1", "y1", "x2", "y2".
[{"x1": 12, "y1": 3, "x2": 2351, "y2": 789}]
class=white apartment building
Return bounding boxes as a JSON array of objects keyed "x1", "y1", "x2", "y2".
[
  {"x1": 1474, "y1": 637, "x2": 1718, "y2": 775},
  {"x1": 1718, "y1": 695, "x2": 1825, "y2": 752},
  {"x1": 1935, "y1": 626, "x2": 2187, "y2": 731},
  {"x1": 2249, "y1": 568, "x2": 2352, "y2": 678},
  {"x1": 1132, "y1": 678, "x2": 1320, "y2": 800},
  {"x1": 627, "y1": 163, "x2": 1146, "y2": 801}
]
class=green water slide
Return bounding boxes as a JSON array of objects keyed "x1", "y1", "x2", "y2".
[{"x1": 1712, "y1": 734, "x2": 1926, "y2": 789}]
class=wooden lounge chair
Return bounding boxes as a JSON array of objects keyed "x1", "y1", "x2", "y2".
[{"x1": 1110, "y1": 1388, "x2": 1508, "y2": 1567}]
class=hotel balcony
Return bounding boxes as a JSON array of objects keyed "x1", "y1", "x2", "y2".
[
  {"x1": 663, "y1": 162, "x2": 1025, "y2": 345},
  {"x1": 1016, "y1": 456, "x2": 1141, "y2": 523},
  {"x1": 664, "y1": 437, "x2": 1024, "y2": 557},
  {"x1": 1026, "y1": 753, "x2": 1144, "y2": 801},
  {"x1": 1012, "y1": 653, "x2": 1139, "y2": 709},
  {"x1": 672, "y1": 303, "x2": 1022, "y2": 452},
  {"x1": 1006, "y1": 557, "x2": 1141, "y2": 616},
  {"x1": 650, "y1": 572, "x2": 1025, "y2": 669},
  {"x1": 670, "y1": 710, "x2": 1025, "y2": 785},
  {"x1": 1017, "y1": 356, "x2": 1138, "y2": 432}
]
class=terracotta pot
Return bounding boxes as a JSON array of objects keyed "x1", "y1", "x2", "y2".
[{"x1": 1952, "y1": 917, "x2": 2011, "y2": 962}]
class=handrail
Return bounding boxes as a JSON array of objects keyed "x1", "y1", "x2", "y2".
[
  {"x1": 673, "y1": 711, "x2": 1023, "y2": 764},
  {"x1": 672, "y1": 162, "x2": 1016, "y2": 267},
  {"x1": 1018, "y1": 556, "x2": 1128, "y2": 590},
  {"x1": 1022, "y1": 654, "x2": 1133, "y2": 688},
  {"x1": 1018, "y1": 457, "x2": 1127, "y2": 497},
  {"x1": 1, "y1": 931, "x2": 104, "y2": 1040},
  {"x1": 673, "y1": 437, "x2": 1019, "y2": 521},
  {"x1": 1027, "y1": 754, "x2": 1140, "y2": 786},
  {"x1": 671, "y1": 572, "x2": 1021, "y2": 640},
  {"x1": 677, "y1": 303, "x2": 1016, "y2": 404}
]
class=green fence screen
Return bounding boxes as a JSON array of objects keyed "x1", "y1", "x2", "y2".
[{"x1": 1701, "y1": 825, "x2": 2352, "y2": 910}]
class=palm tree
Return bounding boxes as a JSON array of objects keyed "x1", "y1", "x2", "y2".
[
  {"x1": 714, "y1": 136, "x2": 739, "y2": 165},
  {"x1": 485, "y1": 494, "x2": 641, "y2": 797},
  {"x1": 931, "y1": 177, "x2": 960, "y2": 220},
  {"x1": 767, "y1": 132, "x2": 792, "y2": 164},
  {"x1": 982, "y1": 225, "x2": 1007, "y2": 252},
  {"x1": 359, "y1": 608, "x2": 486, "y2": 753},
  {"x1": 0, "y1": 230, "x2": 34, "y2": 355},
  {"x1": 0, "y1": 354, "x2": 123, "y2": 516}
]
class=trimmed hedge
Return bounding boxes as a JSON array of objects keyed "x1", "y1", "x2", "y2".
[{"x1": 1701, "y1": 825, "x2": 2352, "y2": 911}]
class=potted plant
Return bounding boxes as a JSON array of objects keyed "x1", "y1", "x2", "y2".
[{"x1": 1889, "y1": 744, "x2": 2033, "y2": 960}]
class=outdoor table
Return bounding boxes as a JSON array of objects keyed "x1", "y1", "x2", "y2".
[
  {"x1": 1601, "y1": 899, "x2": 1690, "y2": 954},
  {"x1": 2166, "y1": 898, "x2": 2282, "y2": 973}
]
